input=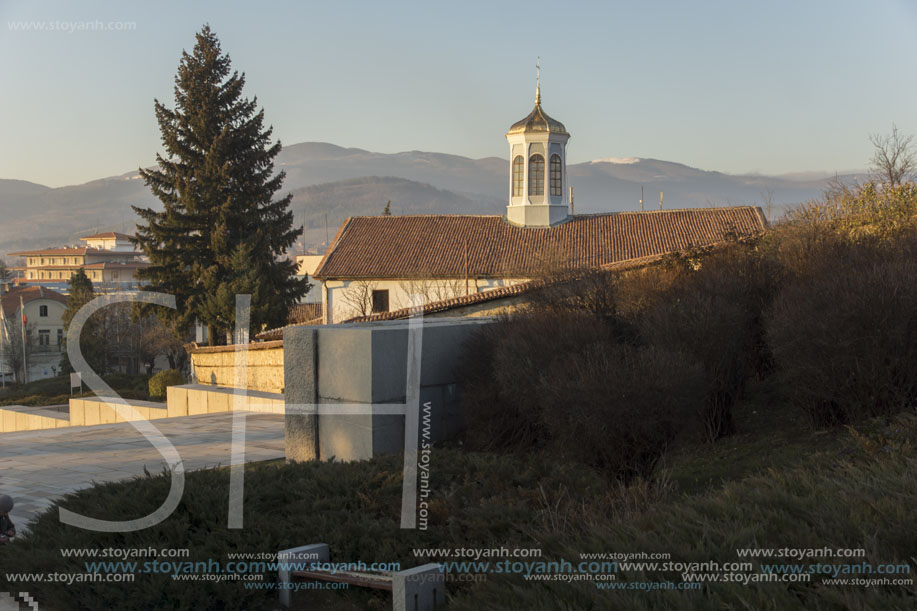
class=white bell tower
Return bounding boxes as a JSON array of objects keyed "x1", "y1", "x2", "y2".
[{"x1": 505, "y1": 61, "x2": 571, "y2": 227}]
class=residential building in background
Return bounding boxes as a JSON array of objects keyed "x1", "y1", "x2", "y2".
[
  {"x1": 0, "y1": 285, "x2": 67, "y2": 382},
  {"x1": 295, "y1": 254, "x2": 325, "y2": 304},
  {"x1": 8, "y1": 232, "x2": 148, "y2": 293}
]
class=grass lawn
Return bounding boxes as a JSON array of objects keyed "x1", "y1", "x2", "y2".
[
  {"x1": 665, "y1": 378, "x2": 853, "y2": 495},
  {"x1": 1, "y1": 390, "x2": 914, "y2": 610}
]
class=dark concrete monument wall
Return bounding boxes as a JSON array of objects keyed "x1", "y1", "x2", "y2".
[{"x1": 284, "y1": 318, "x2": 495, "y2": 462}]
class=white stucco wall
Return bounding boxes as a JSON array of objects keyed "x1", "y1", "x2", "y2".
[{"x1": 323, "y1": 277, "x2": 530, "y2": 323}]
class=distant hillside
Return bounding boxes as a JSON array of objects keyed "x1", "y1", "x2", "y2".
[
  {"x1": 289, "y1": 176, "x2": 501, "y2": 248},
  {"x1": 0, "y1": 143, "x2": 866, "y2": 256}
]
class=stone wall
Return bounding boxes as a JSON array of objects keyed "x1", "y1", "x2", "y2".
[{"x1": 190, "y1": 341, "x2": 284, "y2": 393}]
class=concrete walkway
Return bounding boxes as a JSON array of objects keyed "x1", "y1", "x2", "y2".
[{"x1": 0, "y1": 412, "x2": 284, "y2": 528}]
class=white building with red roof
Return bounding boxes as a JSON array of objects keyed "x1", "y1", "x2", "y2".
[
  {"x1": 311, "y1": 86, "x2": 767, "y2": 324},
  {"x1": 0, "y1": 285, "x2": 68, "y2": 382}
]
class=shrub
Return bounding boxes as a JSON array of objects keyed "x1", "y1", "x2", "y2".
[
  {"x1": 539, "y1": 343, "x2": 702, "y2": 480},
  {"x1": 457, "y1": 312, "x2": 701, "y2": 480},
  {"x1": 768, "y1": 238, "x2": 917, "y2": 427},
  {"x1": 148, "y1": 369, "x2": 185, "y2": 400},
  {"x1": 457, "y1": 312, "x2": 613, "y2": 451},
  {"x1": 766, "y1": 237, "x2": 917, "y2": 427},
  {"x1": 638, "y1": 244, "x2": 782, "y2": 441}
]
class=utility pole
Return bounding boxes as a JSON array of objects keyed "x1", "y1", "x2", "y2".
[
  {"x1": 659, "y1": 191, "x2": 664, "y2": 210},
  {"x1": 640, "y1": 185, "x2": 644, "y2": 211},
  {"x1": 464, "y1": 240, "x2": 469, "y2": 296}
]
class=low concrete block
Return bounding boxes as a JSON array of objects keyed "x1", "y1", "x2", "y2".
[
  {"x1": 393, "y1": 564, "x2": 445, "y2": 611},
  {"x1": 98, "y1": 401, "x2": 118, "y2": 424},
  {"x1": 187, "y1": 387, "x2": 209, "y2": 416},
  {"x1": 167, "y1": 386, "x2": 189, "y2": 418},
  {"x1": 207, "y1": 388, "x2": 231, "y2": 414},
  {"x1": 1, "y1": 409, "x2": 17, "y2": 432},
  {"x1": 83, "y1": 401, "x2": 100, "y2": 426},
  {"x1": 277, "y1": 543, "x2": 329, "y2": 608},
  {"x1": 69, "y1": 399, "x2": 86, "y2": 426},
  {"x1": 245, "y1": 389, "x2": 283, "y2": 413}
]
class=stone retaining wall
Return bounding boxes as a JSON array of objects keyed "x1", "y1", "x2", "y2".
[{"x1": 190, "y1": 341, "x2": 284, "y2": 393}]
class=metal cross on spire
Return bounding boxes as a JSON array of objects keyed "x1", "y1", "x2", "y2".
[{"x1": 535, "y1": 56, "x2": 542, "y2": 105}]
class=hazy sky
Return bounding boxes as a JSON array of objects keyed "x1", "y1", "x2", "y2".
[{"x1": 2, "y1": 0, "x2": 916, "y2": 187}]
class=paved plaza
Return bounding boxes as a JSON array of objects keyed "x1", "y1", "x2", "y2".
[{"x1": 0, "y1": 412, "x2": 284, "y2": 528}]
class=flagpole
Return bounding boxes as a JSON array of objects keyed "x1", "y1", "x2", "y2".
[
  {"x1": 0, "y1": 301, "x2": 6, "y2": 390},
  {"x1": 20, "y1": 295, "x2": 27, "y2": 385}
]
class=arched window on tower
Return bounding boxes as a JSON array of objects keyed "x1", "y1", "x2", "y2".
[
  {"x1": 529, "y1": 154, "x2": 544, "y2": 196},
  {"x1": 512, "y1": 156, "x2": 524, "y2": 196},
  {"x1": 550, "y1": 154, "x2": 562, "y2": 196}
]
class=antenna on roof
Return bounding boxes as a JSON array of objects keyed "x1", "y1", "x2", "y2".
[{"x1": 535, "y1": 57, "x2": 541, "y2": 105}]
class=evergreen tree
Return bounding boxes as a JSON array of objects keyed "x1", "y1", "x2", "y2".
[
  {"x1": 133, "y1": 25, "x2": 307, "y2": 344},
  {"x1": 382, "y1": 200, "x2": 392, "y2": 216},
  {"x1": 0, "y1": 259, "x2": 11, "y2": 282}
]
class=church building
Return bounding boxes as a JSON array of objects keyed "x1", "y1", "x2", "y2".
[{"x1": 312, "y1": 83, "x2": 766, "y2": 324}]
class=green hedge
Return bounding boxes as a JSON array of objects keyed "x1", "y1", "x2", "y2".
[{"x1": 148, "y1": 369, "x2": 185, "y2": 400}]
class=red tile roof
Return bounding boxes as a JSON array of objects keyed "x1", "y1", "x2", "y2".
[
  {"x1": 9, "y1": 247, "x2": 92, "y2": 256},
  {"x1": 8, "y1": 247, "x2": 135, "y2": 257},
  {"x1": 313, "y1": 207, "x2": 766, "y2": 279},
  {"x1": 0, "y1": 286, "x2": 67, "y2": 318},
  {"x1": 80, "y1": 232, "x2": 134, "y2": 240},
  {"x1": 25, "y1": 262, "x2": 148, "y2": 271}
]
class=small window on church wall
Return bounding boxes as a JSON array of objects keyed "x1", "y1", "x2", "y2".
[
  {"x1": 512, "y1": 156, "x2": 524, "y2": 196},
  {"x1": 529, "y1": 154, "x2": 544, "y2": 196},
  {"x1": 371, "y1": 289, "x2": 389, "y2": 313},
  {"x1": 550, "y1": 154, "x2": 562, "y2": 196}
]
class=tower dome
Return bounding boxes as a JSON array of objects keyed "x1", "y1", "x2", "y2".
[
  {"x1": 505, "y1": 64, "x2": 571, "y2": 228},
  {"x1": 506, "y1": 87, "x2": 568, "y2": 136}
]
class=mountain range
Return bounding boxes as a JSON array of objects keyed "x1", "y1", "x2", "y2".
[{"x1": 0, "y1": 142, "x2": 864, "y2": 257}]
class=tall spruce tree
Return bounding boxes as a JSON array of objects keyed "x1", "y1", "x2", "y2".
[{"x1": 133, "y1": 25, "x2": 306, "y2": 344}]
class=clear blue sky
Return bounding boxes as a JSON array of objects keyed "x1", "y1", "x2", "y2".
[{"x1": 2, "y1": 0, "x2": 916, "y2": 187}]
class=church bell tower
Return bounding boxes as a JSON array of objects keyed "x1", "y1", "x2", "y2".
[{"x1": 505, "y1": 62, "x2": 571, "y2": 227}]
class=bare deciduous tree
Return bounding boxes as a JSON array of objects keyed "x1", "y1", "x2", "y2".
[
  {"x1": 339, "y1": 280, "x2": 378, "y2": 319},
  {"x1": 397, "y1": 277, "x2": 465, "y2": 309},
  {"x1": 1, "y1": 316, "x2": 31, "y2": 384},
  {"x1": 870, "y1": 124, "x2": 914, "y2": 187}
]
